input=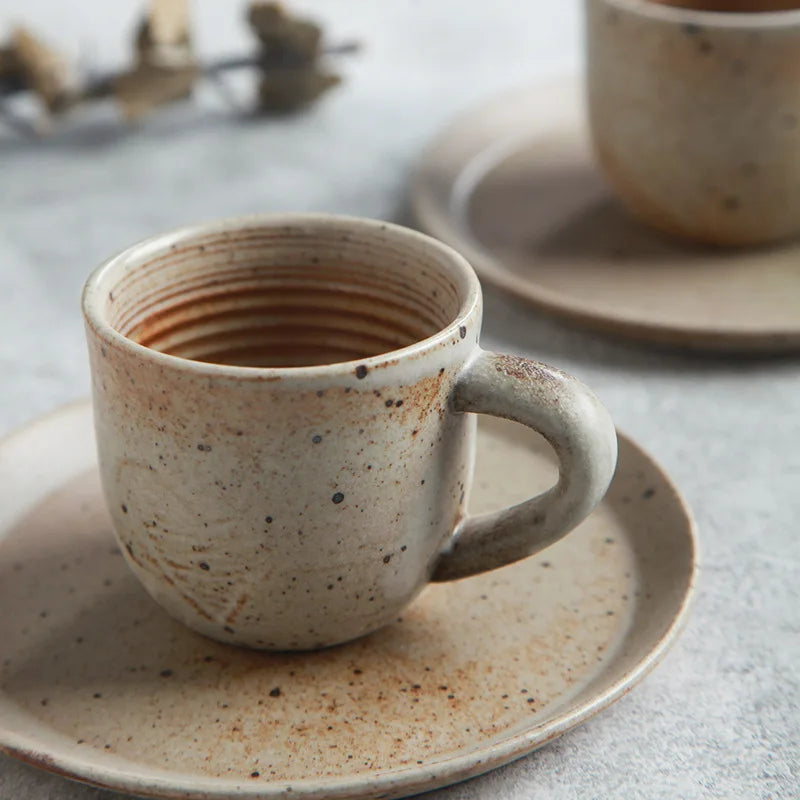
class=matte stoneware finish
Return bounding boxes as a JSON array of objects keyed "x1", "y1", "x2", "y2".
[
  {"x1": 410, "y1": 80, "x2": 800, "y2": 352},
  {"x1": 81, "y1": 214, "x2": 617, "y2": 650},
  {"x1": 587, "y1": 0, "x2": 800, "y2": 246},
  {"x1": 0, "y1": 401, "x2": 697, "y2": 800}
]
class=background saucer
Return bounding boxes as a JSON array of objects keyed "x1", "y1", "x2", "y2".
[{"x1": 411, "y1": 80, "x2": 800, "y2": 352}]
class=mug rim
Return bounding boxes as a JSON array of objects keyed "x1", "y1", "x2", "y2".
[
  {"x1": 598, "y1": 0, "x2": 800, "y2": 28},
  {"x1": 82, "y1": 213, "x2": 482, "y2": 381}
]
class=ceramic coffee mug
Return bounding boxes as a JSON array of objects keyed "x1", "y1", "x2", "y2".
[
  {"x1": 82, "y1": 214, "x2": 617, "y2": 650},
  {"x1": 586, "y1": 0, "x2": 800, "y2": 245}
]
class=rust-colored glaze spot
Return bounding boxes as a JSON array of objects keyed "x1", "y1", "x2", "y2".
[
  {"x1": 225, "y1": 593, "x2": 250, "y2": 625},
  {"x1": 493, "y1": 354, "x2": 560, "y2": 384}
]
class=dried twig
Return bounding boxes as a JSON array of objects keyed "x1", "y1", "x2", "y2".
[{"x1": 0, "y1": 0, "x2": 358, "y2": 135}]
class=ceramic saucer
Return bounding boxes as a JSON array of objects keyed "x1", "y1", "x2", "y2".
[
  {"x1": 411, "y1": 79, "x2": 800, "y2": 352},
  {"x1": 0, "y1": 401, "x2": 696, "y2": 799}
]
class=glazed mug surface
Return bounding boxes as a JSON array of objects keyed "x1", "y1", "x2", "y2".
[
  {"x1": 82, "y1": 214, "x2": 617, "y2": 650},
  {"x1": 587, "y1": 0, "x2": 800, "y2": 245}
]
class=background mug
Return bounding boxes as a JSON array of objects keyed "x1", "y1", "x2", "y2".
[
  {"x1": 587, "y1": 0, "x2": 800, "y2": 246},
  {"x1": 82, "y1": 214, "x2": 617, "y2": 650}
]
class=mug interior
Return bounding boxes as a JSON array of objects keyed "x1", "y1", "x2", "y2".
[{"x1": 85, "y1": 217, "x2": 472, "y2": 369}]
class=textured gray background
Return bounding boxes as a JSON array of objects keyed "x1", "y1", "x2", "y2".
[{"x1": 0, "y1": 1, "x2": 798, "y2": 798}]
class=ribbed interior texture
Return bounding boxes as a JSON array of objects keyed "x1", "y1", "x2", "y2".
[{"x1": 106, "y1": 226, "x2": 462, "y2": 367}]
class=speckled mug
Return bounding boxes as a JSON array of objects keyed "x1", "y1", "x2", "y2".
[
  {"x1": 82, "y1": 214, "x2": 617, "y2": 650},
  {"x1": 587, "y1": 0, "x2": 800, "y2": 245}
]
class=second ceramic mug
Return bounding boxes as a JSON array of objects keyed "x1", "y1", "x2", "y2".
[
  {"x1": 82, "y1": 214, "x2": 617, "y2": 650},
  {"x1": 587, "y1": 0, "x2": 800, "y2": 246}
]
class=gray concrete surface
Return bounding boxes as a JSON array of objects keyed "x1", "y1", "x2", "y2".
[{"x1": 0, "y1": 1, "x2": 797, "y2": 798}]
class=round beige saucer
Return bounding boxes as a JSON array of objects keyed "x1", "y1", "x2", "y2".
[
  {"x1": 411, "y1": 80, "x2": 800, "y2": 352},
  {"x1": 0, "y1": 401, "x2": 696, "y2": 799}
]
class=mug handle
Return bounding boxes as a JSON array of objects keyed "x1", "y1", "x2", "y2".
[{"x1": 433, "y1": 351, "x2": 618, "y2": 582}]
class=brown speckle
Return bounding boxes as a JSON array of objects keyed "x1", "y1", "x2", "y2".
[
  {"x1": 269, "y1": 687, "x2": 281, "y2": 697},
  {"x1": 121, "y1": 504, "x2": 128, "y2": 514},
  {"x1": 383, "y1": 554, "x2": 392, "y2": 564},
  {"x1": 385, "y1": 399, "x2": 394, "y2": 408},
  {"x1": 93, "y1": 692, "x2": 102, "y2": 699},
  {"x1": 197, "y1": 443, "x2": 211, "y2": 452},
  {"x1": 494, "y1": 354, "x2": 557, "y2": 383},
  {"x1": 642, "y1": 487, "x2": 656, "y2": 499},
  {"x1": 697, "y1": 39, "x2": 713, "y2": 55},
  {"x1": 199, "y1": 562, "x2": 210, "y2": 571}
]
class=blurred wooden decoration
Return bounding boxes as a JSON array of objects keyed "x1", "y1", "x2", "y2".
[
  {"x1": 256, "y1": 70, "x2": 339, "y2": 113},
  {"x1": 249, "y1": 1, "x2": 322, "y2": 62},
  {"x1": 0, "y1": 25, "x2": 79, "y2": 129},
  {"x1": 114, "y1": 0, "x2": 198, "y2": 119},
  {"x1": 137, "y1": 0, "x2": 193, "y2": 64},
  {"x1": 0, "y1": 0, "x2": 357, "y2": 136},
  {"x1": 247, "y1": 1, "x2": 341, "y2": 112}
]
